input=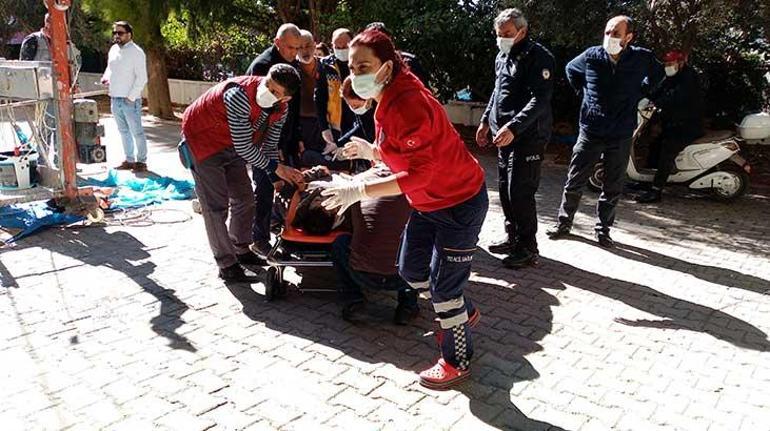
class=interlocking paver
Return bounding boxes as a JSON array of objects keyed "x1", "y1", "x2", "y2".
[{"x1": 2, "y1": 116, "x2": 769, "y2": 430}]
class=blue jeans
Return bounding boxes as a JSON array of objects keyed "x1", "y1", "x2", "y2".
[
  {"x1": 557, "y1": 131, "x2": 632, "y2": 234},
  {"x1": 398, "y1": 185, "x2": 488, "y2": 370},
  {"x1": 111, "y1": 97, "x2": 147, "y2": 163},
  {"x1": 331, "y1": 234, "x2": 418, "y2": 310}
]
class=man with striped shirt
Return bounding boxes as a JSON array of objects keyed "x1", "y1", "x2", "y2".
[{"x1": 182, "y1": 64, "x2": 303, "y2": 282}]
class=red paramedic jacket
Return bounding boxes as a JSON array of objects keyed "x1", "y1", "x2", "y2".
[{"x1": 375, "y1": 71, "x2": 485, "y2": 212}]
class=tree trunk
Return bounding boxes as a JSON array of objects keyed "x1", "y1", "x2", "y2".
[{"x1": 145, "y1": 45, "x2": 174, "y2": 120}]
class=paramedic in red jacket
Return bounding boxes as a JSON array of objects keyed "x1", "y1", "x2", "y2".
[
  {"x1": 320, "y1": 30, "x2": 488, "y2": 389},
  {"x1": 182, "y1": 64, "x2": 303, "y2": 282}
]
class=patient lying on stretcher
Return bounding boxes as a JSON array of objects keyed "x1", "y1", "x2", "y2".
[{"x1": 274, "y1": 166, "x2": 349, "y2": 236}]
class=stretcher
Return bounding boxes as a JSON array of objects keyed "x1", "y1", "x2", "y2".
[{"x1": 263, "y1": 186, "x2": 349, "y2": 301}]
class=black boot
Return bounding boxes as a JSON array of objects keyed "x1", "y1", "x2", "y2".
[
  {"x1": 502, "y1": 248, "x2": 539, "y2": 269},
  {"x1": 635, "y1": 188, "x2": 662, "y2": 203},
  {"x1": 488, "y1": 237, "x2": 516, "y2": 254},
  {"x1": 546, "y1": 223, "x2": 571, "y2": 239},
  {"x1": 219, "y1": 264, "x2": 261, "y2": 282},
  {"x1": 341, "y1": 300, "x2": 366, "y2": 322},
  {"x1": 596, "y1": 231, "x2": 615, "y2": 248}
]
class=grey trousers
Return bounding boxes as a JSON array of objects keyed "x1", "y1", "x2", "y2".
[{"x1": 191, "y1": 148, "x2": 255, "y2": 268}]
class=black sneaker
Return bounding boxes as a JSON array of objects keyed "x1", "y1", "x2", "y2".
[
  {"x1": 393, "y1": 304, "x2": 419, "y2": 325},
  {"x1": 237, "y1": 251, "x2": 266, "y2": 267},
  {"x1": 218, "y1": 263, "x2": 261, "y2": 282},
  {"x1": 502, "y1": 249, "x2": 539, "y2": 269},
  {"x1": 596, "y1": 231, "x2": 615, "y2": 248},
  {"x1": 488, "y1": 238, "x2": 516, "y2": 254},
  {"x1": 635, "y1": 189, "x2": 662, "y2": 203},
  {"x1": 546, "y1": 223, "x2": 571, "y2": 239},
  {"x1": 249, "y1": 241, "x2": 273, "y2": 260}
]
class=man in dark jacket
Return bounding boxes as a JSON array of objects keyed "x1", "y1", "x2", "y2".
[
  {"x1": 477, "y1": 8, "x2": 554, "y2": 268},
  {"x1": 547, "y1": 15, "x2": 663, "y2": 248},
  {"x1": 636, "y1": 50, "x2": 703, "y2": 203},
  {"x1": 245, "y1": 23, "x2": 304, "y2": 257}
]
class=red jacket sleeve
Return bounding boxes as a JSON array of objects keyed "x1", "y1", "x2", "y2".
[{"x1": 390, "y1": 96, "x2": 437, "y2": 193}]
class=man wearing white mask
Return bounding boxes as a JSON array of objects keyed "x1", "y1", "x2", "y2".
[
  {"x1": 295, "y1": 30, "x2": 327, "y2": 166},
  {"x1": 477, "y1": 8, "x2": 554, "y2": 269},
  {"x1": 636, "y1": 50, "x2": 703, "y2": 203},
  {"x1": 548, "y1": 15, "x2": 662, "y2": 248},
  {"x1": 181, "y1": 64, "x2": 303, "y2": 282},
  {"x1": 315, "y1": 28, "x2": 356, "y2": 149}
]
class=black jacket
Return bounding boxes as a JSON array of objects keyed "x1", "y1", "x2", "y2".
[
  {"x1": 566, "y1": 45, "x2": 663, "y2": 139},
  {"x1": 246, "y1": 45, "x2": 302, "y2": 160},
  {"x1": 649, "y1": 65, "x2": 703, "y2": 140},
  {"x1": 400, "y1": 51, "x2": 430, "y2": 88},
  {"x1": 482, "y1": 37, "x2": 555, "y2": 156}
]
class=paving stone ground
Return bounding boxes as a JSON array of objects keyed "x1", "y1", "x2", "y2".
[{"x1": 2, "y1": 115, "x2": 770, "y2": 431}]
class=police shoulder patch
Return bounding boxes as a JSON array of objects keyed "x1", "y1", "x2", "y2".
[{"x1": 542, "y1": 69, "x2": 551, "y2": 80}]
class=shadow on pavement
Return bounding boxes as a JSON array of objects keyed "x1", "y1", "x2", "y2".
[
  {"x1": 11, "y1": 229, "x2": 196, "y2": 352},
  {"x1": 224, "y1": 249, "x2": 564, "y2": 431}
]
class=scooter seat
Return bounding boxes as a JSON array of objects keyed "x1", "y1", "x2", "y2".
[{"x1": 693, "y1": 130, "x2": 734, "y2": 144}]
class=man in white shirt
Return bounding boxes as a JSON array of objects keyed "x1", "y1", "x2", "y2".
[{"x1": 101, "y1": 21, "x2": 149, "y2": 172}]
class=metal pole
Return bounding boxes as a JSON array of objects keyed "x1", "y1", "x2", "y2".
[{"x1": 45, "y1": 0, "x2": 77, "y2": 200}]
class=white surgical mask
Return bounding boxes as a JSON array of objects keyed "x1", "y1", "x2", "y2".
[
  {"x1": 334, "y1": 48, "x2": 349, "y2": 62},
  {"x1": 351, "y1": 104, "x2": 369, "y2": 115},
  {"x1": 497, "y1": 37, "x2": 516, "y2": 55},
  {"x1": 603, "y1": 35, "x2": 624, "y2": 56},
  {"x1": 665, "y1": 65, "x2": 679, "y2": 77},
  {"x1": 257, "y1": 81, "x2": 279, "y2": 108},
  {"x1": 351, "y1": 63, "x2": 389, "y2": 100}
]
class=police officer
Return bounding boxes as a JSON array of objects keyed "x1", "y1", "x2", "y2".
[{"x1": 477, "y1": 8, "x2": 554, "y2": 269}]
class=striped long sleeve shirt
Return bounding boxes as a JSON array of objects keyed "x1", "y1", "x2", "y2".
[{"x1": 223, "y1": 85, "x2": 286, "y2": 174}]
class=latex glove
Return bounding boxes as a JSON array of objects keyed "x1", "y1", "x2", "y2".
[
  {"x1": 322, "y1": 141, "x2": 338, "y2": 155},
  {"x1": 306, "y1": 172, "x2": 353, "y2": 192},
  {"x1": 342, "y1": 136, "x2": 376, "y2": 161},
  {"x1": 331, "y1": 147, "x2": 348, "y2": 161},
  {"x1": 320, "y1": 181, "x2": 368, "y2": 217},
  {"x1": 321, "y1": 129, "x2": 335, "y2": 145}
]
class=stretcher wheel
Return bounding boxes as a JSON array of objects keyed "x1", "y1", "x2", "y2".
[{"x1": 264, "y1": 266, "x2": 280, "y2": 301}]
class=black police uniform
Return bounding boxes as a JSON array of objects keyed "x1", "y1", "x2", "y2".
[{"x1": 482, "y1": 37, "x2": 554, "y2": 255}]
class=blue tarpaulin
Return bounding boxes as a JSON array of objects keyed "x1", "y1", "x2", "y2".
[
  {"x1": 0, "y1": 202, "x2": 83, "y2": 244},
  {"x1": 0, "y1": 170, "x2": 195, "y2": 244}
]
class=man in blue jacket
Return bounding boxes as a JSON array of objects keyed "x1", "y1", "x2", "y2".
[
  {"x1": 477, "y1": 8, "x2": 554, "y2": 268},
  {"x1": 547, "y1": 15, "x2": 662, "y2": 248}
]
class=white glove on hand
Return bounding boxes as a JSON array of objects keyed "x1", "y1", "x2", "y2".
[
  {"x1": 331, "y1": 147, "x2": 348, "y2": 161},
  {"x1": 321, "y1": 129, "x2": 335, "y2": 145},
  {"x1": 322, "y1": 141, "x2": 338, "y2": 156},
  {"x1": 320, "y1": 181, "x2": 368, "y2": 217},
  {"x1": 343, "y1": 136, "x2": 376, "y2": 161}
]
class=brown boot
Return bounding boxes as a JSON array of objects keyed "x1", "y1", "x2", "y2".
[
  {"x1": 133, "y1": 162, "x2": 148, "y2": 172},
  {"x1": 116, "y1": 161, "x2": 135, "y2": 170}
]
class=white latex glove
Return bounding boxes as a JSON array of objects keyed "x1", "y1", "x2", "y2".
[
  {"x1": 342, "y1": 136, "x2": 376, "y2": 161},
  {"x1": 321, "y1": 129, "x2": 335, "y2": 145},
  {"x1": 306, "y1": 173, "x2": 354, "y2": 192},
  {"x1": 322, "y1": 141, "x2": 338, "y2": 155},
  {"x1": 331, "y1": 147, "x2": 348, "y2": 161},
  {"x1": 320, "y1": 181, "x2": 368, "y2": 217}
]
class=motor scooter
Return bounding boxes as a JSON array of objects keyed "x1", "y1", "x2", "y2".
[{"x1": 588, "y1": 100, "x2": 753, "y2": 201}]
